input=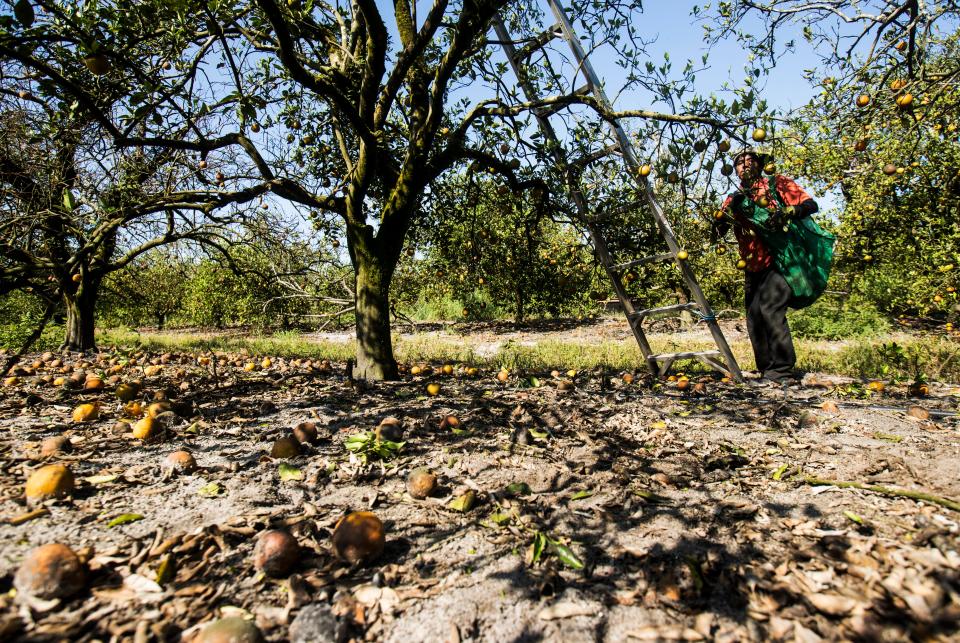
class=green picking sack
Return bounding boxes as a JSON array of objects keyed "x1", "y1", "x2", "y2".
[{"x1": 735, "y1": 191, "x2": 835, "y2": 309}]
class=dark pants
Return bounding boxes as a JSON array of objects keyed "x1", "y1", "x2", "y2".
[{"x1": 744, "y1": 268, "x2": 796, "y2": 380}]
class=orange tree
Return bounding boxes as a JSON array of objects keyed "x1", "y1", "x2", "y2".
[
  {"x1": 3, "y1": 0, "x2": 777, "y2": 377},
  {"x1": 404, "y1": 171, "x2": 594, "y2": 323},
  {"x1": 698, "y1": 1, "x2": 960, "y2": 317},
  {"x1": 0, "y1": 4, "x2": 286, "y2": 353},
  {"x1": 782, "y1": 64, "x2": 960, "y2": 317}
]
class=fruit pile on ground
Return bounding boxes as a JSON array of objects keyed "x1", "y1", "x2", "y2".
[{"x1": 0, "y1": 347, "x2": 959, "y2": 641}]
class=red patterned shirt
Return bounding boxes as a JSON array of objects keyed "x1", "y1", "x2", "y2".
[{"x1": 722, "y1": 176, "x2": 812, "y2": 272}]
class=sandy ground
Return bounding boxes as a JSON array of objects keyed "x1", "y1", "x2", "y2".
[{"x1": 1, "y1": 339, "x2": 959, "y2": 642}]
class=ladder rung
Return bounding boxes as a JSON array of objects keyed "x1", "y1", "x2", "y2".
[
  {"x1": 571, "y1": 142, "x2": 621, "y2": 169},
  {"x1": 512, "y1": 23, "x2": 562, "y2": 63},
  {"x1": 587, "y1": 199, "x2": 645, "y2": 223},
  {"x1": 613, "y1": 253, "x2": 672, "y2": 270},
  {"x1": 648, "y1": 350, "x2": 721, "y2": 362},
  {"x1": 629, "y1": 302, "x2": 697, "y2": 320}
]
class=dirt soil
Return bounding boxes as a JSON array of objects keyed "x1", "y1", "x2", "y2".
[{"x1": 1, "y1": 336, "x2": 959, "y2": 642}]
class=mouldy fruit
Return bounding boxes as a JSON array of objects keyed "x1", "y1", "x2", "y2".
[
  {"x1": 115, "y1": 382, "x2": 140, "y2": 402},
  {"x1": 820, "y1": 400, "x2": 840, "y2": 414},
  {"x1": 909, "y1": 382, "x2": 929, "y2": 396},
  {"x1": 439, "y1": 415, "x2": 460, "y2": 430},
  {"x1": 14, "y1": 543, "x2": 86, "y2": 600},
  {"x1": 556, "y1": 380, "x2": 574, "y2": 392},
  {"x1": 622, "y1": 373, "x2": 635, "y2": 384},
  {"x1": 882, "y1": 163, "x2": 897, "y2": 176},
  {"x1": 375, "y1": 417, "x2": 403, "y2": 442},
  {"x1": 332, "y1": 511, "x2": 385, "y2": 564},
  {"x1": 72, "y1": 403, "x2": 99, "y2": 423},
  {"x1": 254, "y1": 529, "x2": 300, "y2": 577},
  {"x1": 124, "y1": 401, "x2": 144, "y2": 417},
  {"x1": 40, "y1": 435, "x2": 72, "y2": 458},
  {"x1": 717, "y1": 140, "x2": 731, "y2": 153},
  {"x1": 292, "y1": 422, "x2": 320, "y2": 445},
  {"x1": 132, "y1": 416, "x2": 162, "y2": 441},
  {"x1": 406, "y1": 468, "x2": 438, "y2": 499},
  {"x1": 271, "y1": 436, "x2": 301, "y2": 459},
  {"x1": 163, "y1": 450, "x2": 197, "y2": 475},
  {"x1": 147, "y1": 401, "x2": 172, "y2": 418},
  {"x1": 83, "y1": 377, "x2": 104, "y2": 391},
  {"x1": 196, "y1": 617, "x2": 265, "y2": 643},
  {"x1": 496, "y1": 370, "x2": 510, "y2": 383},
  {"x1": 25, "y1": 464, "x2": 75, "y2": 502}
]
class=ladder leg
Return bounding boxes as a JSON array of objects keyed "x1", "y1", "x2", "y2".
[{"x1": 493, "y1": 6, "x2": 743, "y2": 383}]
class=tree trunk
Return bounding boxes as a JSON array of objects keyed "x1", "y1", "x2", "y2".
[
  {"x1": 62, "y1": 281, "x2": 99, "y2": 351},
  {"x1": 353, "y1": 261, "x2": 399, "y2": 380},
  {"x1": 515, "y1": 287, "x2": 525, "y2": 325}
]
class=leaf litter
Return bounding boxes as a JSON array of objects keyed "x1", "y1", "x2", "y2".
[{"x1": 0, "y1": 347, "x2": 958, "y2": 641}]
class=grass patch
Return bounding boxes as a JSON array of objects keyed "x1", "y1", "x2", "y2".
[
  {"x1": 98, "y1": 328, "x2": 356, "y2": 362},
  {"x1": 95, "y1": 327, "x2": 960, "y2": 383}
]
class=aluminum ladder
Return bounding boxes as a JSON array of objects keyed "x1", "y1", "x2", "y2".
[{"x1": 492, "y1": 1, "x2": 742, "y2": 381}]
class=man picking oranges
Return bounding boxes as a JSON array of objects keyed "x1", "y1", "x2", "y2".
[{"x1": 714, "y1": 147, "x2": 834, "y2": 385}]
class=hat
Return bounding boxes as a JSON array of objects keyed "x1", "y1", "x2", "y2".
[{"x1": 732, "y1": 146, "x2": 773, "y2": 166}]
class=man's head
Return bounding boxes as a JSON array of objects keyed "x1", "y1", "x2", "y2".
[
  {"x1": 732, "y1": 147, "x2": 771, "y2": 185},
  {"x1": 733, "y1": 150, "x2": 761, "y2": 184}
]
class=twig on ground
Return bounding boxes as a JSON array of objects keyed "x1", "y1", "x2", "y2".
[{"x1": 802, "y1": 475, "x2": 960, "y2": 513}]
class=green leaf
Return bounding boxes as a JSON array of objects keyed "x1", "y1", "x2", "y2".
[
  {"x1": 551, "y1": 542, "x2": 584, "y2": 569},
  {"x1": 62, "y1": 189, "x2": 77, "y2": 211},
  {"x1": 107, "y1": 513, "x2": 144, "y2": 527},
  {"x1": 843, "y1": 510, "x2": 864, "y2": 525},
  {"x1": 772, "y1": 464, "x2": 789, "y2": 481},
  {"x1": 530, "y1": 532, "x2": 547, "y2": 565},
  {"x1": 528, "y1": 428, "x2": 548, "y2": 440},
  {"x1": 278, "y1": 463, "x2": 302, "y2": 481},
  {"x1": 14, "y1": 0, "x2": 35, "y2": 27},
  {"x1": 873, "y1": 432, "x2": 903, "y2": 443},
  {"x1": 489, "y1": 512, "x2": 511, "y2": 525},
  {"x1": 155, "y1": 554, "x2": 176, "y2": 586},
  {"x1": 633, "y1": 488, "x2": 671, "y2": 505},
  {"x1": 198, "y1": 481, "x2": 224, "y2": 497},
  {"x1": 449, "y1": 490, "x2": 477, "y2": 513},
  {"x1": 504, "y1": 482, "x2": 532, "y2": 497},
  {"x1": 570, "y1": 489, "x2": 593, "y2": 501}
]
